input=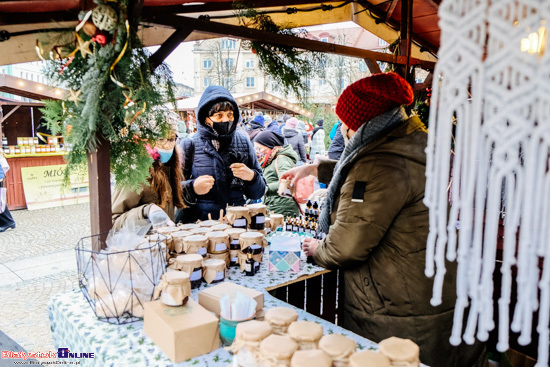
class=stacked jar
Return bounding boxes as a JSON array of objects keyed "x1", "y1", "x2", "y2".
[
  {"x1": 291, "y1": 350, "x2": 332, "y2": 367},
  {"x1": 238, "y1": 231, "x2": 267, "y2": 274},
  {"x1": 206, "y1": 231, "x2": 230, "y2": 268},
  {"x1": 264, "y1": 307, "x2": 298, "y2": 335},
  {"x1": 170, "y1": 254, "x2": 203, "y2": 289},
  {"x1": 155, "y1": 227, "x2": 181, "y2": 255},
  {"x1": 225, "y1": 228, "x2": 246, "y2": 267},
  {"x1": 378, "y1": 337, "x2": 420, "y2": 367},
  {"x1": 170, "y1": 230, "x2": 193, "y2": 255},
  {"x1": 226, "y1": 206, "x2": 251, "y2": 230},
  {"x1": 348, "y1": 350, "x2": 391, "y2": 367},
  {"x1": 182, "y1": 234, "x2": 208, "y2": 257},
  {"x1": 287, "y1": 321, "x2": 324, "y2": 350},
  {"x1": 259, "y1": 334, "x2": 298, "y2": 367},
  {"x1": 318, "y1": 334, "x2": 357, "y2": 367},
  {"x1": 153, "y1": 271, "x2": 191, "y2": 307},
  {"x1": 228, "y1": 320, "x2": 272, "y2": 367}
]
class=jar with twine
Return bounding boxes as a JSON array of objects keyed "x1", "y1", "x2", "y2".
[
  {"x1": 178, "y1": 223, "x2": 200, "y2": 231},
  {"x1": 227, "y1": 320, "x2": 272, "y2": 367},
  {"x1": 349, "y1": 350, "x2": 391, "y2": 367},
  {"x1": 155, "y1": 227, "x2": 180, "y2": 253},
  {"x1": 206, "y1": 231, "x2": 230, "y2": 254},
  {"x1": 169, "y1": 254, "x2": 203, "y2": 289},
  {"x1": 171, "y1": 230, "x2": 193, "y2": 254},
  {"x1": 318, "y1": 334, "x2": 356, "y2": 367},
  {"x1": 202, "y1": 258, "x2": 226, "y2": 284},
  {"x1": 226, "y1": 206, "x2": 251, "y2": 229},
  {"x1": 212, "y1": 223, "x2": 232, "y2": 231},
  {"x1": 287, "y1": 321, "x2": 323, "y2": 350},
  {"x1": 190, "y1": 227, "x2": 210, "y2": 236},
  {"x1": 247, "y1": 203, "x2": 268, "y2": 230},
  {"x1": 268, "y1": 214, "x2": 284, "y2": 231},
  {"x1": 264, "y1": 307, "x2": 299, "y2": 335},
  {"x1": 378, "y1": 337, "x2": 420, "y2": 367},
  {"x1": 259, "y1": 334, "x2": 298, "y2": 367},
  {"x1": 153, "y1": 271, "x2": 191, "y2": 307},
  {"x1": 291, "y1": 349, "x2": 332, "y2": 367},
  {"x1": 239, "y1": 232, "x2": 267, "y2": 255},
  {"x1": 199, "y1": 219, "x2": 220, "y2": 227},
  {"x1": 225, "y1": 228, "x2": 247, "y2": 266},
  {"x1": 207, "y1": 252, "x2": 230, "y2": 268},
  {"x1": 182, "y1": 234, "x2": 208, "y2": 257}
]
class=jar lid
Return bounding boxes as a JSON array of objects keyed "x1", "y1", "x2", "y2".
[
  {"x1": 184, "y1": 234, "x2": 208, "y2": 243},
  {"x1": 349, "y1": 350, "x2": 391, "y2": 367},
  {"x1": 287, "y1": 321, "x2": 323, "y2": 341},
  {"x1": 236, "y1": 320, "x2": 272, "y2": 341},
  {"x1": 163, "y1": 271, "x2": 190, "y2": 285},
  {"x1": 206, "y1": 231, "x2": 230, "y2": 240},
  {"x1": 190, "y1": 227, "x2": 210, "y2": 235},
  {"x1": 247, "y1": 203, "x2": 267, "y2": 215},
  {"x1": 247, "y1": 203, "x2": 267, "y2": 210},
  {"x1": 265, "y1": 307, "x2": 299, "y2": 326},
  {"x1": 240, "y1": 231, "x2": 264, "y2": 240},
  {"x1": 227, "y1": 206, "x2": 249, "y2": 213},
  {"x1": 155, "y1": 226, "x2": 180, "y2": 234},
  {"x1": 319, "y1": 334, "x2": 356, "y2": 359},
  {"x1": 199, "y1": 219, "x2": 220, "y2": 227},
  {"x1": 260, "y1": 335, "x2": 298, "y2": 359},
  {"x1": 270, "y1": 214, "x2": 284, "y2": 219},
  {"x1": 291, "y1": 349, "x2": 332, "y2": 367},
  {"x1": 176, "y1": 254, "x2": 203, "y2": 265},
  {"x1": 224, "y1": 228, "x2": 246, "y2": 239},
  {"x1": 171, "y1": 230, "x2": 193, "y2": 239},
  {"x1": 178, "y1": 223, "x2": 200, "y2": 230},
  {"x1": 378, "y1": 337, "x2": 419, "y2": 362},
  {"x1": 211, "y1": 223, "x2": 231, "y2": 231},
  {"x1": 202, "y1": 258, "x2": 226, "y2": 269}
]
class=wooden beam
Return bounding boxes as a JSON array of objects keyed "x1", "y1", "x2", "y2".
[
  {"x1": 364, "y1": 58, "x2": 381, "y2": 74},
  {"x1": 384, "y1": 0, "x2": 399, "y2": 22},
  {"x1": 0, "y1": 105, "x2": 19, "y2": 123},
  {"x1": 398, "y1": 0, "x2": 413, "y2": 81},
  {"x1": 141, "y1": 14, "x2": 436, "y2": 70},
  {"x1": 88, "y1": 136, "x2": 112, "y2": 250},
  {"x1": 149, "y1": 26, "x2": 193, "y2": 69}
]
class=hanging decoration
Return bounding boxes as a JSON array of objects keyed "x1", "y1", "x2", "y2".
[
  {"x1": 39, "y1": 0, "x2": 176, "y2": 190},
  {"x1": 425, "y1": 1, "x2": 550, "y2": 364}
]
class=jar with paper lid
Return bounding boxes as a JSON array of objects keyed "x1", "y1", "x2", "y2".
[
  {"x1": 229, "y1": 320, "x2": 272, "y2": 367},
  {"x1": 247, "y1": 203, "x2": 268, "y2": 230},
  {"x1": 318, "y1": 334, "x2": 356, "y2": 367},
  {"x1": 349, "y1": 350, "x2": 391, "y2": 367},
  {"x1": 199, "y1": 219, "x2": 220, "y2": 227},
  {"x1": 291, "y1": 349, "x2": 332, "y2": 367},
  {"x1": 225, "y1": 228, "x2": 246, "y2": 266},
  {"x1": 264, "y1": 307, "x2": 299, "y2": 335},
  {"x1": 171, "y1": 254, "x2": 203, "y2": 289},
  {"x1": 153, "y1": 271, "x2": 191, "y2": 307},
  {"x1": 170, "y1": 230, "x2": 192, "y2": 253},
  {"x1": 182, "y1": 234, "x2": 208, "y2": 257},
  {"x1": 212, "y1": 223, "x2": 231, "y2": 231},
  {"x1": 155, "y1": 227, "x2": 180, "y2": 253},
  {"x1": 207, "y1": 251, "x2": 230, "y2": 268},
  {"x1": 177, "y1": 223, "x2": 200, "y2": 231},
  {"x1": 226, "y1": 206, "x2": 251, "y2": 229},
  {"x1": 287, "y1": 321, "x2": 323, "y2": 349},
  {"x1": 239, "y1": 231, "x2": 267, "y2": 255},
  {"x1": 202, "y1": 258, "x2": 226, "y2": 284},
  {"x1": 206, "y1": 231, "x2": 230, "y2": 254},
  {"x1": 378, "y1": 337, "x2": 420, "y2": 367},
  {"x1": 268, "y1": 214, "x2": 284, "y2": 231},
  {"x1": 259, "y1": 334, "x2": 298, "y2": 367},
  {"x1": 189, "y1": 227, "x2": 210, "y2": 236}
]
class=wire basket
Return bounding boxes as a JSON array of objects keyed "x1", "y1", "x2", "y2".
[{"x1": 76, "y1": 232, "x2": 167, "y2": 324}]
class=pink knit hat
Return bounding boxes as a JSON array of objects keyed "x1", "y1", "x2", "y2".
[{"x1": 285, "y1": 117, "x2": 298, "y2": 129}]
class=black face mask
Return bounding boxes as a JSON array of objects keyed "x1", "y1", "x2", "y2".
[{"x1": 213, "y1": 121, "x2": 230, "y2": 136}]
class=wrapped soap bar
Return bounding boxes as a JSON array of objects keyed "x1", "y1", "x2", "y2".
[
  {"x1": 259, "y1": 334, "x2": 298, "y2": 367},
  {"x1": 378, "y1": 337, "x2": 420, "y2": 367},
  {"x1": 349, "y1": 350, "x2": 391, "y2": 367},
  {"x1": 319, "y1": 334, "x2": 356, "y2": 367},
  {"x1": 287, "y1": 320, "x2": 323, "y2": 350},
  {"x1": 264, "y1": 307, "x2": 298, "y2": 335}
]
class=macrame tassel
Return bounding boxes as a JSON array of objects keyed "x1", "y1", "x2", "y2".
[{"x1": 426, "y1": 0, "x2": 550, "y2": 362}]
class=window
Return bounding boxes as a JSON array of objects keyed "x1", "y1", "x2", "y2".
[
  {"x1": 225, "y1": 58, "x2": 234, "y2": 70},
  {"x1": 224, "y1": 77, "x2": 234, "y2": 87},
  {"x1": 245, "y1": 59, "x2": 254, "y2": 69},
  {"x1": 246, "y1": 77, "x2": 255, "y2": 87},
  {"x1": 203, "y1": 59, "x2": 212, "y2": 69},
  {"x1": 378, "y1": 38, "x2": 388, "y2": 47},
  {"x1": 340, "y1": 78, "x2": 346, "y2": 90},
  {"x1": 203, "y1": 77, "x2": 211, "y2": 88},
  {"x1": 319, "y1": 79, "x2": 327, "y2": 86},
  {"x1": 359, "y1": 60, "x2": 368, "y2": 72},
  {"x1": 321, "y1": 37, "x2": 329, "y2": 43},
  {"x1": 222, "y1": 39, "x2": 236, "y2": 49}
]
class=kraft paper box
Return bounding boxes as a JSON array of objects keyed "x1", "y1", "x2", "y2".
[
  {"x1": 198, "y1": 281, "x2": 264, "y2": 317},
  {"x1": 268, "y1": 235, "x2": 301, "y2": 273},
  {"x1": 144, "y1": 299, "x2": 219, "y2": 363}
]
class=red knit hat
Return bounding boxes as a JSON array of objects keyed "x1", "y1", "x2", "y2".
[{"x1": 335, "y1": 72, "x2": 414, "y2": 131}]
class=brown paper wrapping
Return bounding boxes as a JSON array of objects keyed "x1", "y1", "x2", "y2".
[
  {"x1": 287, "y1": 321, "x2": 324, "y2": 350},
  {"x1": 211, "y1": 223, "x2": 232, "y2": 231},
  {"x1": 378, "y1": 337, "x2": 420, "y2": 367},
  {"x1": 199, "y1": 219, "x2": 220, "y2": 227},
  {"x1": 226, "y1": 206, "x2": 251, "y2": 227},
  {"x1": 291, "y1": 350, "x2": 333, "y2": 367},
  {"x1": 202, "y1": 258, "x2": 226, "y2": 284},
  {"x1": 171, "y1": 231, "x2": 193, "y2": 253},
  {"x1": 177, "y1": 223, "x2": 200, "y2": 231},
  {"x1": 319, "y1": 334, "x2": 356, "y2": 364},
  {"x1": 206, "y1": 231, "x2": 230, "y2": 253},
  {"x1": 224, "y1": 228, "x2": 247, "y2": 242},
  {"x1": 238, "y1": 251, "x2": 263, "y2": 272},
  {"x1": 239, "y1": 231, "x2": 267, "y2": 251},
  {"x1": 170, "y1": 254, "x2": 203, "y2": 274},
  {"x1": 229, "y1": 249, "x2": 240, "y2": 264},
  {"x1": 206, "y1": 251, "x2": 230, "y2": 268},
  {"x1": 265, "y1": 307, "x2": 299, "y2": 335},
  {"x1": 153, "y1": 272, "x2": 191, "y2": 306},
  {"x1": 190, "y1": 227, "x2": 210, "y2": 235},
  {"x1": 259, "y1": 334, "x2": 299, "y2": 366},
  {"x1": 278, "y1": 179, "x2": 295, "y2": 198},
  {"x1": 227, "y1": 320, "x2": 272, "y2": 364},
  {"x1": 349, "y1": 350, "x2": 391, "y2": 367},
  {"x1": 182, "y1": 235, "x2": 208, "y2": 255},
  {"x1": 247, "y1": 203, "x2": 268, "y2": 217},
  {"x1": 269, "y1": 214, "x2": 285, "y2": 230}
]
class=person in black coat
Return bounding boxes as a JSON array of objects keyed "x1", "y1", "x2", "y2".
[
  {"x1": 177, "y1": 85, "x2": 266, "y2": 222},
  {"x1": 327, "y1": 122, "x2": 345, "y2": 160},
  {"x1": 282, "y1": 117, "x2": 307, "y2": 165},
  {"x1": 246, "y1": 115, "x2": 266, "y2": 140}
]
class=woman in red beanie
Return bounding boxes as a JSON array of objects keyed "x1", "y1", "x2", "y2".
[{"x1": 281, "y1": 72, "x2": 487, "y2": 367}]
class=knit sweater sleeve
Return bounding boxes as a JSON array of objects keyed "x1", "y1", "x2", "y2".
[{"x1": 313, "y1": 156, "x2": 411, "y2": 269}]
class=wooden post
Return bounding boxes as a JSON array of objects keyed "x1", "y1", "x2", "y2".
[{"x1": 88, "y1": 136, "x2": 112, "y2": 250}]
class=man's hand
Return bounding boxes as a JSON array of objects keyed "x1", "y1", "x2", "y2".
[
  {"x1": 302, "y1": 237, "x2": 320, "y2": 257},
  {"x1": 193, "y1": 175, "x2": 215, "y2": 195},
  {"x1": 279, "y1": 162, "x2": 318, "y2": 188},
  {"x1": 230, "y1": 163, "x2": 255, "y2": 181}
]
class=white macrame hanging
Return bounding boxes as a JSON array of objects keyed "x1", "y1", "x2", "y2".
[{"x1": 425, "y1": 0, "x2": 550, "y2": 365}]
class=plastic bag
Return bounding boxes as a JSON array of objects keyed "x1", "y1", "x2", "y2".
[{"x1": 294, "y1": 175, "x2": 316, "y2": 204}]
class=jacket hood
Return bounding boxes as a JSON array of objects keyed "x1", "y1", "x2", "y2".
[
  {"x1": 248, "y1": 120, "x2": 265, "y2": 130},
  {"x1": 196, "y1": 85, "x2": 239, "y2": 140},
  {"x1": 274, "y1": 144, "x2": 298, "y2": 164},
  {"x1": 284, "y1": 129, "x2": 299, "y2": 138}
]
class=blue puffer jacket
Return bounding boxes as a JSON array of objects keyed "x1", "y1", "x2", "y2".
[{"x1": 179, "y1": 86, "x2": 266, "y2": 222}]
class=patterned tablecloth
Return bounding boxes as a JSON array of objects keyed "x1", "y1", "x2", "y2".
[{"x1": 47, "y1": 232, "x2": 401, "y2": 366}]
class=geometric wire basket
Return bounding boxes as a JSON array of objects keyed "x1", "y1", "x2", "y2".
[{"x1": 75, "y1": 232, "x2": 167, "y2": 324}]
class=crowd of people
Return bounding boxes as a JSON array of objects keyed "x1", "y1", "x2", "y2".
[{"x1": 112, "y1": 73, "x2": 488, "y2": 367}]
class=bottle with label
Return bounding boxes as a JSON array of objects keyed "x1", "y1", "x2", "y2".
[
  {"x1": 306, "y1": 200, "x2": 313, "y2": 219},
  {"x1": 292, "y1": 215, "x2": 299, "y2": 232},
  {"x1": 312, "y1": 201, "x2": 319, "y2": 219},
  {"x1": 285, "y1": 214, "x2": 293, "y2": 232},
  {"x1": 2, "y1": 137, "x2": 7, "y2": 146},
  {"x1": 245, "y1": 251, "x2": 255, "y2": 276}
]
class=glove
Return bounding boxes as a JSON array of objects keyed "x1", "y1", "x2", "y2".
[{"x1": 148, "y1": 205, "x2": 174, "y2": 228}]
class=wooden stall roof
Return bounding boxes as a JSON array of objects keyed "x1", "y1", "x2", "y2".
[{"x1": 0, "y1": 1, "x2": 440, "y2": 66}]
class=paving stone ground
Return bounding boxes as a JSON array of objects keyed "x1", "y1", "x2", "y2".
[{"x1": 0, "y1": 204, "x2": 90, "y2": 359}]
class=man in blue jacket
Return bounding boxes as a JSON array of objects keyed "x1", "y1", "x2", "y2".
[{"x1": 177, "y1": 85, "x2": 266, "y2": 222}]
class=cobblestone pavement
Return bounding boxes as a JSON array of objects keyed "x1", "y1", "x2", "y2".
[{"x1": 0, "y1": 204, "x2": 90, "y2": 359}]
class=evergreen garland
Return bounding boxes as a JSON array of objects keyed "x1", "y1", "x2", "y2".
[{"x1": 39, "y1": 0, "x2": 176, "y2": 190}]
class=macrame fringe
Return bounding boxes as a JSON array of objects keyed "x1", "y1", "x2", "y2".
[{"x1": 425, "y1": 1, "x2": 550, "y2": 365}]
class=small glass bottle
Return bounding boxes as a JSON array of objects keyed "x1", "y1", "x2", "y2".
[
  {"x1": 312, "y1": 201, "x2": 319, "y2": 219},
  {"x1": 306, "y1": 200, "x2": 313, "y2": 219},
  {"x1": 245, "y1": 251, "x2": 255, "y2": 276},
  {"x1": 14, "y1": 145, "x2": 20, "y2": 154},
  {"x1": 285, "y1": 214, "x2": 293, "y2": 232},
  {"x1": 292, "y1": 215, "x2": 299, "y2": 232}
]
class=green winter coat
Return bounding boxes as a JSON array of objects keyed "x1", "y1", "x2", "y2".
[
  {"x1": 313, "y1": 116, "x2": 487, "y2": 367},
  {"x1": 262, "y1": 145, "x2": 300, "y2": 216}
]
